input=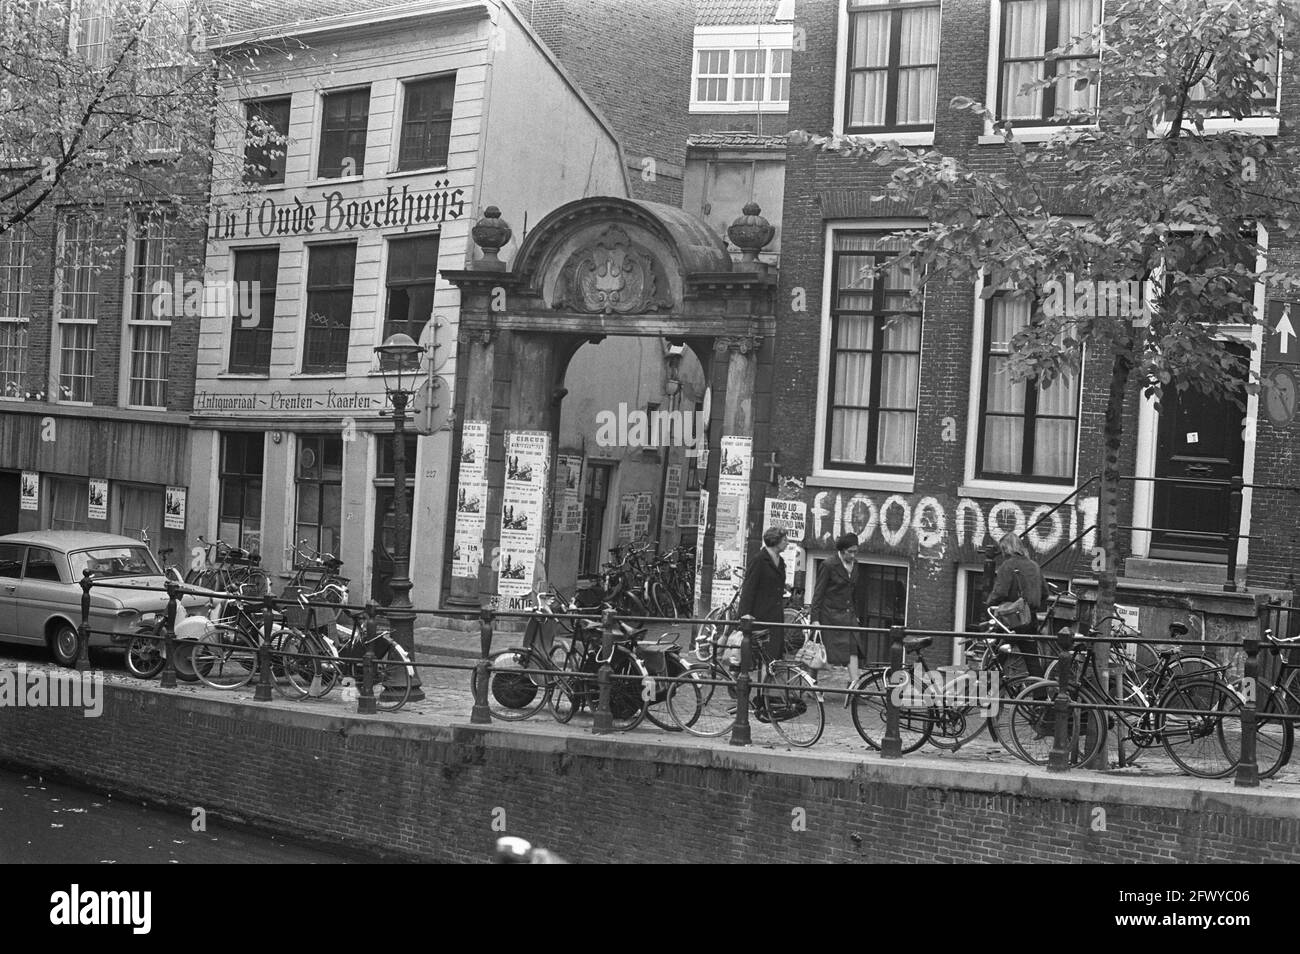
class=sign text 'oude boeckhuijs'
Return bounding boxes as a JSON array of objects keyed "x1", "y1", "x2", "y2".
[{"x1": 209, "y1": 182, "x2": 467, "y2": 240}]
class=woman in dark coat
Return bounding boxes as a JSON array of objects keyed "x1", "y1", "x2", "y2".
[
  {"x1": 810, "y1": 533, "x2": 865, "y2": 700},
  {"x1": 737, "y1": 526, "x2": 789, "y2": 664}
]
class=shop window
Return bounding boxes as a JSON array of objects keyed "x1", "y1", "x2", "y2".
[
  {"x1": 843, "y1": 0, "x2": 940, "y2": 133},
  {"x1": 111, "y1": 483, "x2": 164, "y2": 543},
  {"x1": 317, "y1": 87, "x2": 370, "y2": 178},
  {"x1": 220, "y1": 432, "x2": 264, "y2": 553},
  {"x1": 381, "y1": 234, "x2": 438, "y2": 346},
  {"x1": 49, "y1": 476, "x2": 90, "y2": 531},
  {"x1": 302, "y1": 242, "x2": 356, "y2": 373},
  {"x1": 975, "y1": 293, "x2": 1080, "y2": 481},
  {"x1": 996, "y1": 0, "x2": 1101, "y2": 124},
  {"x1": 229, "y1": 247, "x2": 278, "y2": 374},
  {"x1": 0, "y1": 225, "x2": 31, "y2": 398},
  {"x1": 295, "y1": 435, "x2": 343, "y2": 556},
  {"x1": 397, "y1": 75, "x2": 455, "y2": 171},
  {"x1": 823, "y1": 231, "x2": 921, "y2": 472},
  {"x1": 244, "y1": 97, "x2": 291, "y2": 185}
]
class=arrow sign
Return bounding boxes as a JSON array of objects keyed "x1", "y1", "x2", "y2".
[{"x1": 1267, "y1": 300, "x2": 1300, "y2": 366}]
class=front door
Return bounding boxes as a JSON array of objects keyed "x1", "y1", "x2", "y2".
[
  {"x1": 371, "y1": 487, "x2": 414, "y2": 605},
  {"x1": 579, "y1": 462, "x2": 614, "y2": 575},
  {"x1": 0, "y1": 473, "x2": 18, "y2": 536},
  {"x1": 1151, "y1": 344, "x2": 1248, "y2": 560}
]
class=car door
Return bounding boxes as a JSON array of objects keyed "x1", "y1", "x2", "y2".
[
  {"x1": 15, "y1": 546, "x2": 66, "y2": 645},
  {"x1": 0, "y1": 543, "x2": 22, "y2": 640}
]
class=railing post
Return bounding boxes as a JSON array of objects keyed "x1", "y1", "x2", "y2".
[
  {"x1": 1047, "y1": 628, "x2": 1076, "y2": 773},
  {"x1": 591, "y1": 607, "x2": 616, "y2": 734},
  {"x1": 76, "y1": 569, "x2": 94, "y2": 672},
  {"x1": 253, "y1": 594, "x2": 275, "y2": 701},
  {"x1": 470, "y1": 607, "x2": 493, "y2": 724},
  {"x1": 881, "y1": 624, "x2": 906, "y2": 759},
  {"x1": 159, "y1": 580, "x2": 179, "y2": 689},
  {"x1": 1224, "y1": 476, "x2": 1244, "y2": 593},
  {"x1": 358, "y1": 633, "x2": 378, "y2": 715},
  {"x1": 731, "y1": 617, "x2": 753, "y2": 746},
  {"x1": 1235, "y1": 634, "x2": 1261, "y2": 788}
]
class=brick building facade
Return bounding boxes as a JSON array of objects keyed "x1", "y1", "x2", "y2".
[{"x1": 756, "y1": 0, "x2": 1300, "y2": 654}]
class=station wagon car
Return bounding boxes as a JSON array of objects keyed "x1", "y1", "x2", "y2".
[{"x1": 0, "y1": 531, "x2": 206, "y2": 666}]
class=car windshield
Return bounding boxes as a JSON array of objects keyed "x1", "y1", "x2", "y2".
[{"x1": 68, "y1": 547, "x2": 161, "y2": 580}]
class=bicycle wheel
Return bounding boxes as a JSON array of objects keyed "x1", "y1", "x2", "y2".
[
  {"x1": 1159, "y1": 676, "x2": 1241, "y2": 779},
  {"x1": 849, "y1": 670, "x2": 931, "y2": 754},
  {"x1": 124, "y1": 623, "x2": 166, "y2": 679},
  {"x1": 782, "y1": 608, "x2": 810, "y2": 655},
  {"x1": 488, "y1": 649, "x2": 550, "y2": 721},
  {"x1": 191, "y1": 626, "x2": 259, "y2": 690},
  {"x1": 644, "y1": 652, "x2": 695, "y2": 731},
  {"x1": 1007, "y1": 678, "x2": 1107, "y2": 767},
  {"x1": 548, "y1": 643, "x2": 582, "y2": 724},
  {"x1": 606, "y1": 648, "x2": 648, "y2": 731},
  {"x1": 274, "y1": 628, "x2": 321, "y2": 699},
  {"x1": 371, "y1": 634, "x2": 414, "y2": 711},
  {"x1": 988, "y1": 672, "x2": 1035, "y2": 757},
  {"x1": 647, "y1": 581, "x2": 678, "y2": 621},
  {"x1": 764, "y1": 664, "x2": 824, "y2": 747},
  {"x1": 668, "y1": 662, "x2": 735, "y2": 737},
  {"x1": 1256, "y1": 684, "x2": 1296, "y2": 779}
]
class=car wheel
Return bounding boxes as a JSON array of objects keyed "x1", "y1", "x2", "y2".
[{"x1": 49, "y1": 621, "x2": 80, "y2": 668}]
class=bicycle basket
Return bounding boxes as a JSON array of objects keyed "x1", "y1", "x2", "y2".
[{"x1": 280, "y1": 584, "x2": 343, "y2": 629}]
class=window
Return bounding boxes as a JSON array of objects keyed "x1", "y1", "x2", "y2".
[
  {"x1": 996, "y1": 0, "x2": 1101, "y2": 124},
  {"x1": 976, "y1": 293, "x2": 1080, "y2": 481},
  {"x1": 49, "y1": 477, "x2": 90, "y2": 531},
  {"x1": 73, "y1": 0, "x2": 112, "y2": 67},
  {"x1": 229, "y1": 247, "x2": 279, "y2": 374},
  {"x1": 397, "y1": 76, "x2": 455, "y2": 171},
  {"x1": 295, "y1": 435, "x2": 343, "y2": 557},
  {"x1": 317, "y1": 87, "x2": 370, "y2": 178},
  {"x1": 126, "y1": 210, "x2": 175, "y2": 408},
  {"x1": 0, "y1": 544, "x2": 22, "y2": 578},
  {"x1": 0, "y1": 226, "x2": 31, "y2": 398},
  {"x1": 111, "y1": 484, "x2": 164, "y2": 542},
  {"x1": 377, "y1": 435, "x2": 419, "y2": 477},
  {"x1": 56, "y1": 211, "x2": 102, "y2": 403},
  {"x1": 244, "y1": 98, "x2": 291, "y2": 185},
  {"x1": 844, "y1": 0, "x2": 941, "y2": 132},
  {"x1": 692, "y1": 45, "x2": 792, "y2": 106},
  {"x1": 824, "y1": 232, "x2": 921, "y2": 472},
  {"x1": 382, "y1": 234, "x2": 438, "y2": 345},
  {"x1": 302, "y1": 243, "x2": 356, "y2": 373},
  {"x1": 219, "y1": 433, "x2": 264, "y2": 553},
  {"x1": 139, "y1": 0, "x2": 188, "y2": 66},
  {"x1": 1188, "y1": 47, "x2": 1280, "y2": 118}
]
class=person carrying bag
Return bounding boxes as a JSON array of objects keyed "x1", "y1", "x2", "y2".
[{"x1": 986, "y1": 533, "x2": 1049, "y2": 678}]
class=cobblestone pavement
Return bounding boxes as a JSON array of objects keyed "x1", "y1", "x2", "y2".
[{"x1": 5, "y1": 647, "x2": 1299, "y2": 792}]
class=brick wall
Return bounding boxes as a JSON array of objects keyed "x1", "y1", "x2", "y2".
[
  {"x1": 761, "y1": 0, "x2": 1300, "y2": 632},
  {"x1": 1, "y1": 681, "x2": 1297, "y2": 863}
]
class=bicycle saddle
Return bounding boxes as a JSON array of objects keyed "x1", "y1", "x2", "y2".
[
  {"x1": 1168, "y1": 621, "x2": 1189, "y2": 638},
  {"x1": 903, "y1": 635, "x2": 932, "y2": 651}
]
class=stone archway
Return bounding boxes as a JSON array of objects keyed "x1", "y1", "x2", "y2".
[{"x1": 441, "y1": 197, "x2": 776, "y2": 611}]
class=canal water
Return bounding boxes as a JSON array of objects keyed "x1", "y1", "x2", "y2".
[{"x1": 0, "y1": 767, "x2": 359, "y2": 863}]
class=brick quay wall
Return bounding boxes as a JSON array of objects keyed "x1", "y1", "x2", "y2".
[{"x1": 1, "y1": 681, "x2": 1297, "y2": 863}]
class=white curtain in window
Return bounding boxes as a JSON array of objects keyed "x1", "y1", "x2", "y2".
[
  {"x1": 1001, "y1": 0, "x2": 1047, "y2": 119},
  {"x1": 897, "y1": 8, "x2": 939, "y2": 124},
  {"x1": 1057, "y1": 0, "x2": 1100, "y2": 52},
  {"x1": 849, "y1": 73, "x2": 887, "y2": 127},
  {"x1": 1033, "y1": 418, "x2": 1075, "y2": 478},
  {"x1": 983, "y1": 418, "x2": 1024, "y2": 473},
  {"x1": 50, "y1": 478, "x2": 89, "y2": 531},
  {"x1": 832, "y1": 316, "x2": 872, "y2": 463},
  {"x1": 112, "y1": 485, "x2": 163, "y2": 541},
  {"x1": 851, "y1": 11, "x2": 891, "y2": 68}
]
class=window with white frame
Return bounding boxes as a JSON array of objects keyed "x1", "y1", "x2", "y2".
[
  {"x1": 975, "y1": 293, "x2": 1080, "y2": 481},
  {"x1": 56, "y1": 210, "x2": 102, "y2": 403},
  {"x1": 823, "y1": 232, "x2": 922, "y2": 472},
  {"x1": 0, "y1": 227, "x2": 31, "y2": 398},
  {"x1": 125, "y1": 209, "x2": 174, "y2": 408},
  {"x1": 996, "y1": 0, "x2": 1101, "y2": 124},
  {"x1": 72, "y1": 0, "x2": 113, "y2": 68},
  {"x1": 1188, "y1": 46, "x2": 1280, "y2": 118},
  {"x1": 691, "y1": 43, "x2": 792, "y2": 108},
  {"x1": 317, "y1": 87, "x2": 370, "y2": 179},
  {"x1": 843, "y1": 0, "x2": 941, "y2": 133}
]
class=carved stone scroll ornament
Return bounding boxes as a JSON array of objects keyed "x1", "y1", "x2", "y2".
[{"x1": 553, "y1": 225, "x2": 669, "y2": 314}]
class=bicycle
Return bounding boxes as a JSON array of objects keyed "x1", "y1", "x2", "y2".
[
  {"x1": 1244, "y1": 628, "x2": 1300, "y2": 778},
  {"x1": 666, "y1": 619, "x2": 824, "y2": 747}
]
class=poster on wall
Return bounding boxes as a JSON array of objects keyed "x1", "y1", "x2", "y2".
[
  {"x1": 19, "y1": 471, "x2": 38, "y2": 511},
  {"x1": 87, "y1": 479, "x2": 108, "y2": 521},
  {"x1": 715, "y1": 494, "x2": 742, "y2": 549},
  {"x1": 711, "y1": 549, "x2": 740, "y2": 609},
  {"x1": 633, "y1": 492, "x2": 653, "y2": 538},
  {"x1": 662, "y1": 496, "x2": 679, "y2": 531},
  {"x1": 451, "y1": 420, "x2": 491, "y2": 579},
  {"x1": 678, "y1": 492, "x2": 699, "y2": 529},
  {"x1": 695, "y1": 489, "x2": 708, "y2": 610},
  {"x1": 498, "y1": 430, "x2": 551, "y2": 597},
  {"x1": 717, "y1": 436, "x2": 751, "y2": 496},
  {"x1": 665, "y1": 464, "x2": 682, "y2": 500},
  {"x1": 763, "y1": 498, "x2": 806, "y2": 543},
  {"x1": 560, "y1": 498, "x2": 583, "y2": 534},
  {"x1": 552, "y1": 454, "x2": 583, "y2": 534},
  {"x1": 618, "y1": 494, "x2": 636, "y2": 540},
  {"x1": 164, "y1": 486, "x2": 187, "y2": 530}
]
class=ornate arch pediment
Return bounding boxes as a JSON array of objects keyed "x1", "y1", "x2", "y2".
[{"x1": 551, "y1": 224, "x2": 673, "y2": 315}]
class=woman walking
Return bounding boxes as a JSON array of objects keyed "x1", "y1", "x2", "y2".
[{"x1": 810, "y1": 533, "x2": 865, "y2": 705}]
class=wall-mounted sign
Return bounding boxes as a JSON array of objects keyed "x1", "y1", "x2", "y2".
[
  {"x1": 164, "y1": 487, "x2": 187, "y2": 530},
  {"x1": 763, "y1": 497, "x2": 806, "y2": 543},
  {"x1": 1265, "y1": 366, "x2": 1298, "y2": 425},
  {"x1": 20, "y1": 471, "x2": 38, "y2": 511},
  {"x1": 209, "y1": 182, "x2": 467, "y2": 241},
  {"x1": 88, "y1": 479, "x2": 108, "y2": 521},
  {"x1": 498, "y1": 430, "x2": 550, "y2": 598},
  {"x1": 1266, "y1": 300, "x2": 1300, "y2": 366},
  {"x1": 193, "y1": 389, "x2": 389, "y2": 413}
]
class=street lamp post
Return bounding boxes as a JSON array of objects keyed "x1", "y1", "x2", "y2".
[{"x1": 375, "y1": 332, "x2": 425, "y2": 702}]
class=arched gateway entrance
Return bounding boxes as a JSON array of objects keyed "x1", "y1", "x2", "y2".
[{"x1": 441, "y1": 197, "x2": 777, "y2": 612}]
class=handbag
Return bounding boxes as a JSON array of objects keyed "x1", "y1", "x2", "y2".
[
  {"x1": 994, "y1": 569, "x2": 1035, "y2": 629},
  {"x1": 795, "y1": 630, "x2": 828, "y2": 670}
]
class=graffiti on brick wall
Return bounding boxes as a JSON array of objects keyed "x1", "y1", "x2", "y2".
[{"x1": 805, "y1": 490, "x2": 1099, "y2": 560}]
